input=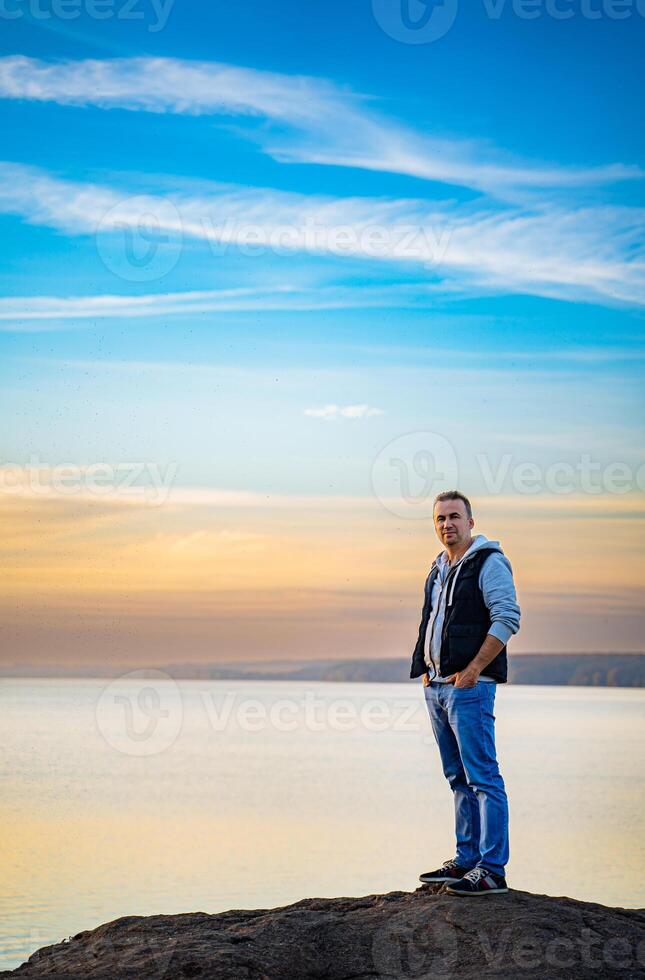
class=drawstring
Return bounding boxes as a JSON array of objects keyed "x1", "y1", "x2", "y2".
[{"x1": 447, "y1": 557, "x2": 466, "y2": 606}]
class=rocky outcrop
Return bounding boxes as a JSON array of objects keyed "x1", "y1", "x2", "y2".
[{"x1": 3, "y1": 886, "x2": 644, "y2": 980}]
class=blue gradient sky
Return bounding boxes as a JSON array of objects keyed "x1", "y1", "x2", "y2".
[{"x1": 0, "y1": 0, "x2": 643, "y2": 665}]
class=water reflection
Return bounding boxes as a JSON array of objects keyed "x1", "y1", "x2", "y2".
[{"x1": 1, "y1": 679, "x2": 643, "y2": 970}]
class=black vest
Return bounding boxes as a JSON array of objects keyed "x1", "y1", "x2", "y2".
[{"x1": 409, "y1": 547, "x2": 508, "y2": 683}]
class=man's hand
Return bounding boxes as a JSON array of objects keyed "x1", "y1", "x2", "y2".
[
  {"x1": 445, "y1": 635, "x2": 505, "y2": 688},
  {"x1": 421, "y1": 672, "x2": 431, "y2": 687},
  {"x1": 444, "y1": 664, "x2": 481, "y2": 688}
]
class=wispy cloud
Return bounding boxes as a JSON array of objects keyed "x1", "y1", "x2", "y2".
[
  {"x1": 348, "y1": 342, "x2": 645, "y2": 364},
  {"x1": 0, "y1": 161, "x2": 642, "y2": 307},
  {"x1": 0, "y1": 476, "x2": 372, "y2": 509},
  {"x1": 304, "y1": 404, "x2": 385, "y2": 420},
  {"x1": 0, "y1": 55, "x2": 641, "y2": 197},
  {"x1": 0, "y1": 284, "x2": 433, "y2": 331},
  {"x1": 0, "y1": 54, "x2": 341, "y2": 125}
]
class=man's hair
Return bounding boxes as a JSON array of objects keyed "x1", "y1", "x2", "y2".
[{"x1": 433, "y1": 490, "x2": 473, "y2": 519}]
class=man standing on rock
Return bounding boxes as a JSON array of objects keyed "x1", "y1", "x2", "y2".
[{"x1": 410, "y1": 490, "x2": 521, "y2": 896}]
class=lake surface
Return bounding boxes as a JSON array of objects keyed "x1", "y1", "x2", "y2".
[{"x1": 1, "y1": 678, "x2": 644, "y2": 971}]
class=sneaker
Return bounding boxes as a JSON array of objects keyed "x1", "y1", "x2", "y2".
[
  {"x1": 419, "y1": 859, "x2": 473, "y2": 884},
  {"x1": 444, "y1": 866, "x2": 508, "y2": 896}
]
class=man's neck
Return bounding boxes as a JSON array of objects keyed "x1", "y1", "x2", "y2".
[{"x1": 446, "y1": 536, "x2": 474, "y2": 565}]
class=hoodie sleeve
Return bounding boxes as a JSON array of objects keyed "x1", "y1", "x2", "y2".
[{"x1": 478, "y1": 553, "x2": 521, "y2": 644}]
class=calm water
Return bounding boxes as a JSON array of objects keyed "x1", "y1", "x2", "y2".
[{"x1": 1, "y1": 678, "x2": 644, "y2": 971}]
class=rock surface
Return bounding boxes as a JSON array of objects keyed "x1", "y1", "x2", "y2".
[{"x1": 3, "y1": 886, "x2": 644, "y2": 980}]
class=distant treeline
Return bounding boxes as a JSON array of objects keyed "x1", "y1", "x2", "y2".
[
  {"x1": 3, "y1": 654, "x2": 643, "y2": 687},
  {"x1": 158, "y1": 653, "x2": 645, "y2": 687},
  {"x1": 507, "y1": 653, "x2": 644, "y2": 688}
]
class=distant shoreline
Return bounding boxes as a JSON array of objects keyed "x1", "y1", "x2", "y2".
[{"x1": 1, "y1": 653, "x2": 644, "y2": 687}]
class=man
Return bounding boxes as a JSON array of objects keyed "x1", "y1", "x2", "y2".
[{"x1": 410, "y1": 490, "x2": 520, "y2": 896}]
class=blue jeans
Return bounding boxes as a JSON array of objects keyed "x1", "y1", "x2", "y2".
[{"x1": 423, "y1": 680, "x2": 509, "y2": 876}]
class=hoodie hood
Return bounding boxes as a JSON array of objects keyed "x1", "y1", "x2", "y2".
[
  {"x1": 434, "y1": 534, "x2": 505, "y2": 609},
  {"x1": 435, "y1": 533, "x2": 503, "y2": 569}
]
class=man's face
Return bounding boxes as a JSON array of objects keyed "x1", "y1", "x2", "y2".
[{"x1": 433, "y1": 498, "x2": 474, "y2": 548}]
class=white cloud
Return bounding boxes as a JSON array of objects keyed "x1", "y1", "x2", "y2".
[
  {"x1": 0, "y1": 54, "x2": 339, "y2": 125},
  {"x1": 0, "y1": 161, "x2": 642, "y2": 307},
  {"x1": 0, "y1": 283, "x2": 433, "y2": 330},
  {"x1": 305, "y1": 404, "x2": 385, "y2": 420},
  {"x1": 0, "y1": 55, "x2": 641, "y2": 197}
]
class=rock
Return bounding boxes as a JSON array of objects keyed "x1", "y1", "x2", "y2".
[{"x1": 2, "y1": 887, "x2": 644, "y2": 980}]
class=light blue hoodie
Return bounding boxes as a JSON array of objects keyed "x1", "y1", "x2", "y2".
[{"x1": 423, "y1": 533, "x2": 521, "y2": 683}]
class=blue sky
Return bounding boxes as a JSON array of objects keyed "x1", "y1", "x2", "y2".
[
  {"x1": 1, "y1": 1, "x2": 643, "y2": 490},
  {"x1": 0, "y1": 0, "x2": 643, "y2": 663}
]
